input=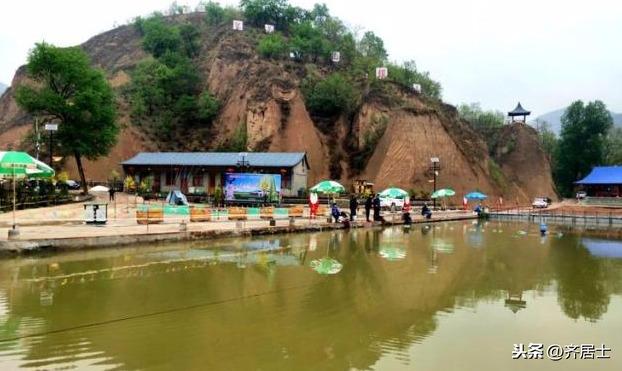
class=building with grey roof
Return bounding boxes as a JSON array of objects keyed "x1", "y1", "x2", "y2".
[{"x1": 122, "y1": 152, "x2": 310, "y2": 198}]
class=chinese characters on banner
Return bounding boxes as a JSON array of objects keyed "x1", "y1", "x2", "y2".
[
  {"x1": 265, "y1": 24, "x2": 274, "y2": 33},
  {"x1": 375, "y1": 67, "x2": 388, "y2": 80},
  {"x1": 233, "y1": 20, "x2": 244, "y2": 31},
  {"x1": 512, "y1": 343, "x2": 611, "y2": 361}
]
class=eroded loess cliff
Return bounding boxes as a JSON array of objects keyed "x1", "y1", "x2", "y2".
[{"x1": 0, "y1": 13, "x2": 555, "y2": 202}]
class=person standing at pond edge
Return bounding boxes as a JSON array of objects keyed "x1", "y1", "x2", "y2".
[
  {"x1": 349, "y1": 195, "x2": 358, "y2": 221},
  {"x1": 365, "y1": 194, "x2": 373, "y2": 222}
]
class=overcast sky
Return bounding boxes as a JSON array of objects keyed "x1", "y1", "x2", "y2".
[{"x1": 1, "y1": 0, "x2": 621, "y2": 116}]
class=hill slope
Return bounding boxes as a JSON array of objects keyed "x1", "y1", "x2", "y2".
[{"x1": 0, "y1": 12, "x2": 556, "y2": 203}]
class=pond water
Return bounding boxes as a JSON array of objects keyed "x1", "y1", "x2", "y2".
[{"x1": 1, "y1": 221, "x2": 622, "y2": 370}]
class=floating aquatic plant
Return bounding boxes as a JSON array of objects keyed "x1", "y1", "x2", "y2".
[{"x1": 310, "y1": 258, "x2": 343, "y2": 275}]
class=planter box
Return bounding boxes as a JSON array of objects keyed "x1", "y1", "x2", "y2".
[
  {"x1": 190, "y1": 207, "x2": 211, "y2": 222},
  {"x1": 260, "y1": 207, "x2": 274, "y2": 220},
  {"x1": 289, "y1": 205, "x2": 304, "y2": 218},
  {"x1": 228, "y1": 207, "x2": 247, "y2": 220},
  {"x1": 136, "y1": 209, "x2": 163, "y2": 224}
]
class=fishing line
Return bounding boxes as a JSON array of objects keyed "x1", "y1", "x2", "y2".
[{"x1": 0, "y1": 282, "x2": 313, "y2": 344}]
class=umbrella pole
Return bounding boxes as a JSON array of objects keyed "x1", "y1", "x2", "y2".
[{"x1": 12, "y1": 166, "x2": 16, "y2": 230}]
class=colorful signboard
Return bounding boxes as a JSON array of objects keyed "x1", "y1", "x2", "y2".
[{"x1": 224, "y1": 173, "x2": 281, "y2": 203}]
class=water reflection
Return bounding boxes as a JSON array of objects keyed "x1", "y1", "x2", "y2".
[{"x1": 0, "y1": 224, "x2": 621, "y2": 369}]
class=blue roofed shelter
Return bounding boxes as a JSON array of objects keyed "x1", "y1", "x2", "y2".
[
  {"x1": 122, "y1": 152, "x2": 310, "y2": 197},
  {"x1": 575, "y1": 166, "x2": 622, "y2": 197}
]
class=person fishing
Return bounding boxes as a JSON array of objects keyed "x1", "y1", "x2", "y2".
[{"x1": 373, "y1": 193, "x2": 381, "y2": 221}]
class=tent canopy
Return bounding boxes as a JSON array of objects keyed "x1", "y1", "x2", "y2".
[{"x1": 166, "y1": 190, "x2": 189, "y2": 206}]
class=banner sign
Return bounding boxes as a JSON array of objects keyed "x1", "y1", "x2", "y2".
[
  {"x1": 224, "y1": 173, "x2": 281, "y2": 203},
  {"x1": 233, "y1": 20, "x2": 244, "y2": 31}
]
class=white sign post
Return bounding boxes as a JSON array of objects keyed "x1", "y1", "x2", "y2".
[
  {"x1": 264, "y1": 24, "x2": 274, "y2": 33},
  {"x1": 375, "y1": 67, "x2": 388, "y2": 80},
  {"x1": 331, "y1": 51, "x2": 341, "y2": 63},
  {"x1": 233, "y1": 20, "x2": 244, "y2": 31}
]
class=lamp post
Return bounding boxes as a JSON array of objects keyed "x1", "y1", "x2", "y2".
[{"x1": 430, "y1": 157, "x2": 440, "y2": 208}]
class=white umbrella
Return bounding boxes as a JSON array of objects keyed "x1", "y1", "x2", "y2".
[{"x1": 89, "y1": 185, "x2": 110, "y2": 193}]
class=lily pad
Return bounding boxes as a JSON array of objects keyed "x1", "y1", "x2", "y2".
[{"x1": 310, "y1": 257, "x2": 343, "y2": 275}]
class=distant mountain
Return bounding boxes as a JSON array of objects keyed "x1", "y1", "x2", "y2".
[
  {"x1": 535, "y1": 107, "x2": 622, "y2": 135},
  {"x1": 0, "y1": 82, "x2": 7, "y2": 96}
]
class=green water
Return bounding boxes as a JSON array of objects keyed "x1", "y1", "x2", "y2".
[{"x1": 1, "y1": 221, "x2": 622, "y2": 370}]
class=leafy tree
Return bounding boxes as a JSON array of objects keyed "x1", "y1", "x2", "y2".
[
  {"x1": 240, "y1": 0, "x2": 289, "y2": 29},
  {"x1": 140, "y1": 14, "x2": 182, "y2": 58},
  {"x1": 604, "y1": 127, "x2": 622, "y2": 165},
  {"x1": 302, "y1": 73, "x2": 357, "y2": 117},
  {"x1": 290, "y1": 21, "x2": 330, "y2": 62},
  {"x1": 358, "y1": 31, "x2": 387, "y2": 62},
  {"x1": 554, "y1": 100, "x2": 613, "y2": 196},
  {"x1": 388, "y1": 60, "x2": 442, "y2": 99},
  {"x1": 15, "y1": 43, "x2": 118, "y2": 194},
  {"x1": 535, "y1": 120, "x2": 557, "y2": 162},
  {"x1": 258, "y1": 33, "x2": 289, "y2": 58},
  {"x1": 197, "y1": 91, "x2": 220, "y2": 121},
  {"x1": 179, "y1": 23, "x2": 201, "y2": 57},
  {"x1": 201, "y1": 1, "x2": 225, "y2": 25},
  {"x1": 458, "y1": 103, "x2": 504, "y2": 131}
]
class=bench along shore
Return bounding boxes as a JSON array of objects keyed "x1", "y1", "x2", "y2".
[{"x1": 0, "y1": 205, "x2": 477, "y2": 254}]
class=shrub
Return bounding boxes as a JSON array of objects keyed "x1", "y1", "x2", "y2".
[
  {"x1": 141, "y1": 15, "x2": 182, "y2": 58},
  {"x1": 202, "y1": 1, "x2": 225, "y2": 25},
  {"x1": 198, "y1": 91, "x2": 220, "y2": 121},
  {"x1": 258, "y1": 33, "x2": 288, "y2": 58},
  {"x1": 302, "y1": 73, "x2": 357, "y2": 117}
]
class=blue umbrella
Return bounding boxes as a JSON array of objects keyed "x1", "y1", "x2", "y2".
[{"x1": 465, "y1": 191, "x2": 487, "y2": 200}]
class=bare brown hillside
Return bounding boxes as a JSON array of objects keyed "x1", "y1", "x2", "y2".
[{"x1": 0, "y1": 14, "x2": 556, "y2": 202}]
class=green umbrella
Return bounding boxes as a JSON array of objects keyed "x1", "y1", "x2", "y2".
[
  {"x1": 0, "y1": 151, "x2": 36, "y2": 179},
  {"x1": 0, "y1": 151, "x2": 55, "y2": 231},
  {"x1": 27, "y1": 158, "x2": 55, "y2": 179},
  {"x1": 379, "y1": 187, "x2": 408, "y2": 199},
  {"x1": 310, "y1": 180, "x2": 345, "y2": 194},
  {"x1": 431, "y1": 188, "x2": 456, "y2": 199}
]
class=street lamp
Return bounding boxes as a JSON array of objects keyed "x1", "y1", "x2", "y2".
[{"x1": 430, "y1": 157, "x2": 440, "y2": 208}]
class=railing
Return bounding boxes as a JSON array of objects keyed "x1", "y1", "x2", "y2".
[{"x1": 487, "y1": 206, "x2": 622, "y2": 227}]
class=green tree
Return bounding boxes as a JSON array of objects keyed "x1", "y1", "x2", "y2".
[
  {"x1": 458, "y1": 103, "x2": 504, "y2": 131},
  {"x1": 240, "y1": 0, "x2": 289, "y2": 29},
  {"x1": 197, "y1": 91, "x2": 220, "y2": 121},
  {"x1": 535, "y1": 120, "x2": 557, "y2": 163},
  {"x1": 258, "y1": 33, "x2": 289, "y2": 58},
  {"x1": 388, "y1": 60, "x2": 442, "y2": 99},
  {"x1": 554, "y1": 100, "x2": 613, "y2": 196},
  {"x1": 302, "y1": 73, "x2": 357, "y2": 117},
  {"x1": 604, "y1": 127, "x2": 622, "y2": 165},
  {"x1": 140, "y1": 14, "x2": 182, "y2": 58},
  {"x1": 15, "y1": 43, "x2": 118, "y2": 194},
  {"x1": 358, "y1": 31, "x2": 387, "y2": 62},
  {"x1": 290, "y1": 21, "x2": 330, "y2": 62},
  {"x1": 201, "y1": 1, "x2": 225, "y2": 25}
]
